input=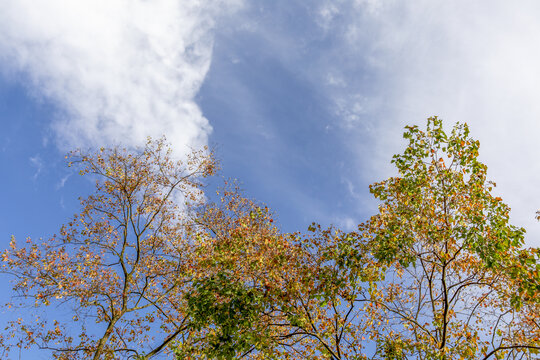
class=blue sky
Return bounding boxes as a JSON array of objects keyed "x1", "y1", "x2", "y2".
[
  {"x1": 1, "y1": 1, "x2": 540, "y2": 356},
  {"x1": 2, "y1": 0, "x2": 540, "y2": 256}
]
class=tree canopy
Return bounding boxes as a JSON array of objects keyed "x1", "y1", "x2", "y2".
[
  {"x1": 2, "y1": 118, "x2": 539, "y2": 359},
  {"x1": 366, "y1": 117, "x2": 540, "y2": 359}
]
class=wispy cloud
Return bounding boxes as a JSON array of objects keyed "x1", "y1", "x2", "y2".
[
  {"x1": 0, "y1": 0, "x2": 242, "y2": 158},
  {"x1": 29, "y1": 154, "x2": 43, "y2": 180},
  {"x1": 315, "y1": 0, "x2": 540, "y2": 245},
  {"x1": 56, "y1": 173, "x2": 71, "y2": 190}
]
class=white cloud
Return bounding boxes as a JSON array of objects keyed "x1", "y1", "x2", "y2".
[
  {"x1": 56, "y1": 173, "x2": 71, "y2": 189},
  {"x1": 316, "y1": 3, "x2": 340, "y2": 33},
  {"x1": 323, "y1": 0, "x2": 540, "y2": 246},
  {"x1": 0, "y1": 0, "x2": 242, "y2": 158},
  {"x1": 29, "y1": 154, "x2": 43, "y2": 180},
  {"x1": 336, "y1": 216, "x2": 357, "y2": 232}
]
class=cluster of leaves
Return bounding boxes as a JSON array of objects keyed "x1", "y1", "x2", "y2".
[
  {"x1": 2, "y1": 119, "x2": 539, "y2": 359},
  {"x1": 181, "y1": 272, "x2": 266, "y2": 359}
]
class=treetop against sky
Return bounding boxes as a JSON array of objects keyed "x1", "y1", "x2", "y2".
[{"x1": 1, "y1": 119, "x2": 539, "y2": 359}]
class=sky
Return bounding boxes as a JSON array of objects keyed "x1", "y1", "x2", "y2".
[{"x1": 1, "y1": 0, "x2": 540, "y2": 357}]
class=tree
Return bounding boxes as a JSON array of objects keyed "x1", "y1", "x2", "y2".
[
  {"x1": 179, "y1": 185, "x2": 379, "y2": 359},
  {"x1": 1, "y1": 139, "x2": 216, "y2": 359},
  {"x1": 366, "y1": 117, "x2": 540, "y2": 359},
  {"x1": 2, "y1": 118, "x2": 539, "y2": 360},
  {"x1": 176, "y1": 183, "x2": 290, "y2": 359},
  {"x1": 211, "y1": 117, "x2": 540, "y2": 360}
]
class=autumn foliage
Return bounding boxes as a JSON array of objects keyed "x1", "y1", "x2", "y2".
[
  {"x1": 2, "y1": 139, "x2": 217, "y2": 359},
  {"x1": 365, "y1": 118, "x2": 540, "y2": 359},
  {"x1": 2, "y1": 119, "x2": 540, "y2": 359}
]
